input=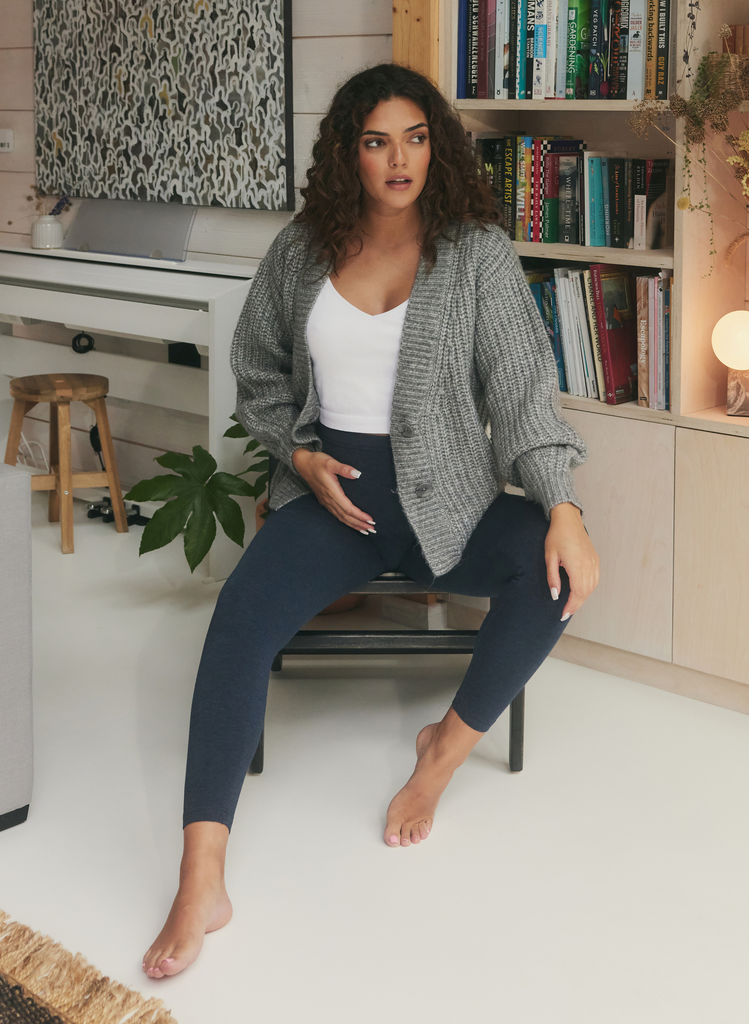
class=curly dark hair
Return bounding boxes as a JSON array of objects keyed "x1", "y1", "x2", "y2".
[{"x1": 294, "y1": 63, "x2": 501, "y2": 271}]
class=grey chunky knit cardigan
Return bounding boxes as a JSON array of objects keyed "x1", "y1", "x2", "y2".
[{"x1": 230, "y1": 218, "x2": 587, "y2": 577}]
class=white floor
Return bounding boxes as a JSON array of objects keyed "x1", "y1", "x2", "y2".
[{"x1": 2, "y1": 494, "x2": 749, "y2": 1024}]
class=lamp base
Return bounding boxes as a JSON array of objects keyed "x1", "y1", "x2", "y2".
[{"x1": 727, "y1": 368, "x2": 749, "y2": 415}]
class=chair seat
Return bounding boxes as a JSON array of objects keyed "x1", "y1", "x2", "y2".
[
  {"x1": 351, "y1": 572, "x2": 434, "y2": 595},
  {"x1": 9, "y1": 373, "x2": 109, "y2": 404}
]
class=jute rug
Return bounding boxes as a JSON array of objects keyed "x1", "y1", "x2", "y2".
[{"x1": 0, "y1": 911, "x2": 178, "y2": 1024}]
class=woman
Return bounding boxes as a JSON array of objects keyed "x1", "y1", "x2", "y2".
[{"x1": 143, "y1": 63, "x2": 599, "y2": 979}]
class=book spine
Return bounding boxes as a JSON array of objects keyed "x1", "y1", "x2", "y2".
[
  {"x1": 549, "y1": 282, "x2": 568, "y2": 391},
  {"x1": 488, "y1": 0, "x2": 497, "y2": 98},
  {"x1": 633, "y1": 157, "x2": 646, "y2": 249},
  {"x1": 517, "y1": 0, "x2": 528, "y2": 99},
  {"x1": 647, "y1": 275, "x2": 656, "y2": 408},
  {"x1": 657, "y1": 271, "x2": 666, "y2": 409},
  {"x1": 617, "y1": 0, "x2": 630, "y2": 98},
  {"x1": 507, "y1": 0, "x2": 519, "y2": 96},
  {"x1": 588, "y1": 0, "x2": 603, "y2": 97},
  {"x1": 566, "y1": 0, "x2": 591, "y2": 98},
  {"x1": 636, "y1": 275, "x2": 649, "y2": 407},
  {"x1": 495, "y1": 0, "x2": 507, "y2": 97},
  {"x1": 478, "y1": 0, "x2": 489, "y2": 98},
  {"x1": 503, "y1": 135, "x2": 516, "y2": 234},
  {"x1": 558, "y1": 156, "x2": 578, "y2": 243},
  {"x1": 468, "y1": 0, "x2": 480, "y2": 98},
  {"x1": 555, "y1": 0, "x2": 569, "y2": 96},
  {"x1": 544, "y1": 0, "x2": 558, "y2": 98},
  {"x1": 624, "y1": 158, "x2": 634, "y2": 247},
  {"x1": 515, "y1": 135, "x2": 525, "y2": 240},
  {"x1": 655, "y1": 0, "x2": 669, "y2": 98},
  {"x1": 571, "y1": 271, "x2": 598, "y2": 398},
  {"x1": 582, "y1": 268, "x2": 607, "y2": 401},
  {"x1": 523, "y1": 138, "x2": 533, "y2": 238},
  {"x1": 542, "y1": 153, "x2": 560, "y2": 243},
  {"x1": 590, "y1": 156, "x2": 604, "y2": 245},
  {"x1": 601, "y1": 156, "x2": 611, "y2": 246},
  {"x1": 667, "y1": 0, "x2": 677, "y2": 95},
  {"x1": 553, "y1": 270, "x2": 577, "y2": 394},
  {"x1": 609, "y1": 158, "x2": 624, "y2": 246},
  {"x1": 457, "y1": 0, "x2": 469, "y2": 98},
  {"x1": 644, "y1": 0, "x2": 657, "y2": 98},
  {"x1": 664, "y1": 274, "x2": 670, "y2": 409},
  {"x1": 627, "y1": 0, "x2": 645, "y2": 99},
  {"x1": 524, "y1": 0, "x2": 536, "y2": 98},
  {"x1": 531, "y1": 138, "x2": 544, "y2": 242},
  {"x1": 532, "y1": 0, "x2": 546, "y2": 99},
  {"x1": 609, "y1": 0, "x2": 622, "y2": 96},
  {"x1": 577, "y1": 151, "x2": 585, "y2": 246},
  {"x1": 589, "y1": 265, "x2": 617, "y2": 404}
]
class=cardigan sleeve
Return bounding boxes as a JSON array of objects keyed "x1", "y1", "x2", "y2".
[
  {"x1": 472, "y1": 226, "x2": 587, "y2": 517},
  {"x1": 230, "y1": 228, "x2": 323, "y2": 472}
]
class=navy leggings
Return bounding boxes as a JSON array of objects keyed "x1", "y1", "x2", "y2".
[{"x1": 183, "y1": 424, "x2": 572, "y2": 830}]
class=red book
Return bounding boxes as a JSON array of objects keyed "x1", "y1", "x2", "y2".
[
  {"x1": 589, "y1": 264, "x2": 638, "y2": 405},
  {"x1": 477, "y1": 0, "x2": 489, "y2": 99}
]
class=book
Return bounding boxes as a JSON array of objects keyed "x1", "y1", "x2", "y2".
[
  {"x1": 515, "y1": 135, "x2": 532, "y2": 241},
  {"x1": 663, "y1": 272, "x2": 671, "y2": 409},
  {"x1": 532, "y1": 0, "x2": 547, "y2": 99},
  {"x1": 495, "y1": 0, "x2": 508, "y2": 97},
  {"x1": 508, "y1": 0, "x2": 519, "y2": 97},
  {"x1": 633, "y1": 157, "x2": 647, "y2": 248},
  {"x1": 532, "y1": 138, "x2": 581, "y2": 241},
  {"x1": 571, "y1": 270, "x2": 599, "y2": 398},
  {"x1": 523, "y1": 0, "x2": 534, "y2": 98},
  {"x1": 617, "y1": 0, "x2": 631, "y2": 98},
  {"x1": 590, "y1": 263, "x2": 638, "y2": 404},
  {"x1": 502, "y1": 134, "x2": 517, "y2": 234},
  {"x1": 577, "y1": 151, "x2": 586, "y2": 247},
  {"x1": 624, "y1": 158, "x2": 634, "y2": 247},
  {"x1": 588, "y1": 0, "x2": 609, "y2": 98},
  {"x1": 468, "y1": 0, "x2": 480, "y2": 98},
  {"x1": 654, "y1": 0, "x2": 669, "y2": 99},
  {"x1": 633, "y1": 157, "x2": 670, "y2": 249},
  {"x1": 488, "y1": 0, "x2": 497, "y2": 99},
  {"x1": 601, "y1": 155, "x2": 611, "y2": 246},
  {"x1": 542, "y1": 153, "x2": 560, "y2": 243},
  {"x1": 546, "y1": 281, "x2": 568, "y2": 390},
  {"x1": 644, "y1": 0, "x2": 657, "y2": 98},
  {"x1": 478, "y1": 0, "x2": 489, "y2": 98},
  {"x1": 555, "y1": 0, "x2": 570, "y2": 97},
  {"x1": 636, "y1": 274, "x2": 651, "y2": 407},
  {"x1": 566, "y1": 0, "x2": 591, "y2": 98},
  {"x1": 609, "y1": 157, "x2": 627, "y2": 246},
  {"x1": 553, "y1": 268, "x2": 584, "y2": 395},
  {"x1": 517, "y1": 0, "x2": 528, "y2": 99},
  {"x1": 647, "y1": 275, "x2": 657, "y2": 408},
  {"x1": 584, "y1": 153, "x2": 606, "y2": 245},
  {"x1": 582, "y1": 268, "x2": 608, "y2": 401},
  {"x1": 608, "y1": 0, "x2": 622, "y2": 97},
  {"x1": 627, "y1": 0, "x2": 646, "y2": 99},
  {"x1": 558, "y1": 155, "x2": 579, "y2": 243},
  {"x1": 656, "y1": 270, "x2": 666, "y2": 409},
  {"x1": 457, "y1": 0, "x2": 469, "y2": 97},
  {"x1": 543, "y1": 0, "x2": 558, "y2": 98}
]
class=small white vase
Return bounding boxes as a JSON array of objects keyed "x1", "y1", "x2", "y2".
[{"x1": 31, "y1": 215, "x2": 63, "y2": 249}]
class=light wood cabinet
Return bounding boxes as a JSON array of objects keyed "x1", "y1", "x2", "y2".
[
  {"x1": 673, "y1": 429, "x2": 749, "y2": 684},
  {"x1": 563, "y1": 411, "x2": 674, "y2": 661}
]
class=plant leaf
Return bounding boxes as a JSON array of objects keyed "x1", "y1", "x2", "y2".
[
  {"x1": 155, "y1": 450, "x2": 202, "y2": 479},
  {"x1": 138, "y1": 493, "x2": 193, "y2": 555},
  {"x1": 190, "y1": 445, "x2": 218, "y2": 484},
  {"x1": 206, "y1": 488, "x2": 245, "y2": 547},
  {"x1": 224, "y1": 422, "x2": 249, "y2": 439},
  {"x1": 243, "y1": 438, "x2": 261, "y2": 453},
  {"x1": 210, "y1": 471, "x2": 257, "y2": 498},
  {"x1": 124, "y1": 474, "x2": 192, "y2": 502},
  {"x1": 183, "y1": 492, "x2": 217, "y2": 572}
]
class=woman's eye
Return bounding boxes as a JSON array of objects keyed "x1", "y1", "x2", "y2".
[
  {"x1": 364, "y1": 138, "x2": 384, "y2": 148},
  {"x1": 411, "y1": 134, "x2": 427, "y2": 144}
]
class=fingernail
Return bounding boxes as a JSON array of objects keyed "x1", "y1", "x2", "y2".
[
  {"x1": 551, "y1": 587, "x2": 559, "y2": 601},
  {"x1": 350, "y1": 469, "x2": 361, "y2": 479},
  {"x1": 367, "y1": 528, "x2": 377, "y2": 534},
  {"x1": 561, "y1": 612, "x2": 571, "y2": 621},
  {"x1": 359, "y1": 529, "x2": 368, "y2": 535},
  {"x1": 367, "y1": 520, "x2": 376, "y2": 525}
]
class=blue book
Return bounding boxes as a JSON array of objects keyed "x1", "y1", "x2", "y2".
[
  {"x1": 601, "y1": 156, "x2": 611, "y2": 246},
  {"x1": 664, "y1": 279, "x2": 670, "y2": 410},
  {"x1": 517, "y1": 0, "x2": 527, "y2": 101},
  {"x1": 457, "y1": 0, "x2": 469, "y2": 99},
  {"x1": 546, "y1": 281, "x2": 568, "y2": 391},
  {"x1": 589, "y1": 157, "x2": 606, "y2": 245}
]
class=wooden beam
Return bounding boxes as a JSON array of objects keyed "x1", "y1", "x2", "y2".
[{"x1": 392, "y1": 0, "x2": 439, "y2": 83}]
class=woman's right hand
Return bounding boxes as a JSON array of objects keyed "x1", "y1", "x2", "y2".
[{"x1": 292, "y1": 449, "x2": 376, "y2": 535}]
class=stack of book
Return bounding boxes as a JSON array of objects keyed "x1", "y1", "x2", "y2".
[
  {"x1": 476, "y1": 133, "x2": 673, "y2": 248},
  {"x1": 457, "y1": 0, "x2": 676, "y2": 101},
  {"x1": 526, "y1": 262, "x2": 672, "y2": 409}
]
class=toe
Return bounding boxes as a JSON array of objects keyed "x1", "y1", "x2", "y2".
[
  {"x1": 400, "y1": 828, "x2": 411, "y2": 847},
  {"x1": 419, "y1": 819, "x2": 431, "y2": 841},
  {"x1": 410, "y1": 824, "x2": 421, "y2": 844}
]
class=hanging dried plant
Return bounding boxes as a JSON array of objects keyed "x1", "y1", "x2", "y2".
[{"x1": 25, "y1": 184, "x2": 72, "y2": 217}]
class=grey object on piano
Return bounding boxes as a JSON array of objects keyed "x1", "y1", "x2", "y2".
[{"x1": 63, "y1": 199, "x2": 198, "y2": 262}]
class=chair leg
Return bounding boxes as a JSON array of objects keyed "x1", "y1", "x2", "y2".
[
  {"x1": 4, "y1": 399, "x2": 34, "y2": 466},
  {"x1": 509, "y1": 686, "x2": 525, "y2": 772},
  {"x1": 271, "y1": 653, "x2": 283, "y2": 672},
  {"x1": 48, "y1": 402, "x2": 61, "y2": 523},
  {"x1": 56, "y1": 400, "x2": 74, "y2": 554},
  {"x1": 90, "y1": 398, "x2": 128, "y2": 533},
  {"x1": 248, "y1": 728, "x2": 264, "y2": 775}
]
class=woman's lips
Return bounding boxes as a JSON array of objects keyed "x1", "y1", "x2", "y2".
[{"x1": 385, "y1": 178, "x2": 412, "y2": 191}]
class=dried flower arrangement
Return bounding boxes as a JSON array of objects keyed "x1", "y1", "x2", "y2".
[
  {"x1": 628, "y1": 5, "x2": 749, "y2": 273},
  {"x1": 25, "y1": 184, "x2": 72, "y2": 218}
]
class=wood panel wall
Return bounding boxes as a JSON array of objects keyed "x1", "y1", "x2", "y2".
[{"x1": 0, "y1": 0, "x2": 392, "y2": 483}]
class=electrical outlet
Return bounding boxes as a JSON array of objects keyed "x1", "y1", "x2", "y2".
[{"x1": 0, "y1": 130, "x2": 14, "y2": 153}]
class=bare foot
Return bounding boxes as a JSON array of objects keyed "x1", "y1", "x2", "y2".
[
  {"x1": 384, "y1": 722, "x2": 459, "y2": 847},
  {"x1": 143, "y1": 863, "x2": 233, "y2": 979}
]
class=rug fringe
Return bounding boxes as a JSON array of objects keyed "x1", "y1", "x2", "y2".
[{"x1": 0, "y1": 910, "x2": 178, "y2": 1024}]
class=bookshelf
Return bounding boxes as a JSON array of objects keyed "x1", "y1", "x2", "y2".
[{"x1": 421, "y1": 0, "x2": 749, "y2": 701}]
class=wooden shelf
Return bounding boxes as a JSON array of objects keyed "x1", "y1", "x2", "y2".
[
  {"x1": 515, "y1": 242, "x2": 674, "y2": 268},
  {"x1": 456, "y1": 99, "x2": 670, "y2": 112},
  {"x1": 560, "y1": 395, "x2": 749, "y2": 439}
]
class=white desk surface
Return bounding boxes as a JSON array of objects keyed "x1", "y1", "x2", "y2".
[{"x1": 0, "y1": 250, "x2": 253, "y2": 307}]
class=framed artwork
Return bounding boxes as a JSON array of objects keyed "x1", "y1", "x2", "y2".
[{"x1": 34, "y1": 0, "x2": 294, "y2": 211}]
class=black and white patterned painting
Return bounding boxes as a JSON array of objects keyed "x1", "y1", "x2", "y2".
[{"x1": 34, "y1": 0, "x2": 294, "y2": 210}]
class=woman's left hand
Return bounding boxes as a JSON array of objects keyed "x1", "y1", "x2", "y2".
[{"x1": 545, "y1": 502, "x2": 600, "y2": 622}]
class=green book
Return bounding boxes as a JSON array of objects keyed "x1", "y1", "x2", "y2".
[{"x1": 566, "y1": 0, "x2": 591, "y2": 98}]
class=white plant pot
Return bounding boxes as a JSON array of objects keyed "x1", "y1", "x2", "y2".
[{"x1": 31, "y1": 215, "x2": 63, "y2": 249}]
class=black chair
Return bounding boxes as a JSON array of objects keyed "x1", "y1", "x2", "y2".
[{"x1": 248, "y1": 459, "x2": 525, "y2": 775}]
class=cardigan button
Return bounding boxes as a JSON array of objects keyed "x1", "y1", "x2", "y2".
[
  {"x1": 400, "y1": 423, "x2": 415, "y2": 437},
  {"x1": 415, "y1": 482, "x2": 432, "y2": 498}
]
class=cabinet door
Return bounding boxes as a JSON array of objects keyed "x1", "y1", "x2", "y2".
[
  {"x1": 673, "y1": 428, "x2": 749, "y2": 683},
  {"x1": 562, "y1": 410, "x2": 675, "y2": 661}
]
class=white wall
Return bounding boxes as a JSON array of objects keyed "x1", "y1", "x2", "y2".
[{"x1": 0, "y1": 0, "x2": 392, "y2": 483}]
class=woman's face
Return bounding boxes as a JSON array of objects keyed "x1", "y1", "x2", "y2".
[{"x1": 356, "y1": 97, "x2": 431, "y2": 215}]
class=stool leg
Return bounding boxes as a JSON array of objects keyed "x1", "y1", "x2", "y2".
[
  {"x1": 4, "y1": 399, "x2": 34, "y2": 466},
  {"x1": 57, "y1": 400, "x2": 74, "y2": 554},
  {"x1": 509, "y1": 686, "x2": 525, "y2": 772},
  {"x1": 48, "y1": 402, "x2": 61, "y2": 523},
  {"x1": 90, "y1": 398, "x2": 128, "y2": 534}
]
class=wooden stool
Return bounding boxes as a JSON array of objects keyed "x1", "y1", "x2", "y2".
[{"x1": 4, "y1": 373, "x2": 128, "y2": 553}]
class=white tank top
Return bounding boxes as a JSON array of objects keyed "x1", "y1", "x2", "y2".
[{"x1": 306, "y1": 277, "x2": 409, "y2": 434}]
